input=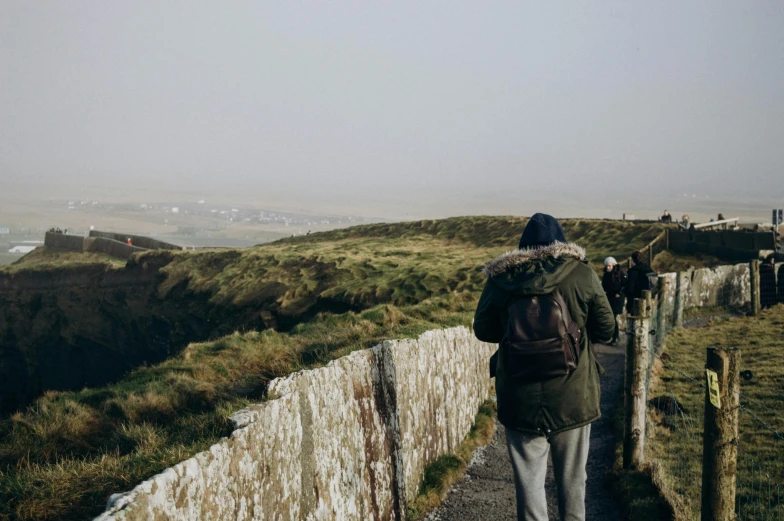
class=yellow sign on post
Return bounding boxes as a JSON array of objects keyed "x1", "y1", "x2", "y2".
[{"x1": 706, "y1": 369, "x2": 721, "y2": 408}]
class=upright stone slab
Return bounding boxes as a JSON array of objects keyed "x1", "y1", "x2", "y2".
[
  {"x1": 268, "y1": 349, "x2": 398, "y2": 521},
  {"x1": 381, "y1": 327, "x2": 495, "y2": 506},
  {"x1": 689, "y1": 264, "x2": 750, "y2": 309}
]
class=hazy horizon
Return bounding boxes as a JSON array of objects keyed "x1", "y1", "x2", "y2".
[{"x1": 2, "y1": 1, "x2": 783, "y2": 222}]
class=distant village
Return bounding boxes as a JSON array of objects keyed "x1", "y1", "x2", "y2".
[{"x1": 0, "y1": 199, "x2": 377, "y2": 264}]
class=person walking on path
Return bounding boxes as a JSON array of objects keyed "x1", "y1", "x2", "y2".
[
  {"x1": 601, "y1": 257, "x2": 625, "y2": 345},
  {"x1": 473, "y1": 213, "x2": 616, "y2": 521},
  {"x1": 760, "y1": 254, "x2": 777, "y2": 309},
  {"x1": 625, "y1": 251, "x2": 655, "y2": 315},
  {"x1": 778, "y1": 262, "x2": 784, "y2": 305},
  {"x1": 660, "y1": 210, "x2": 673, "y2": 223}
]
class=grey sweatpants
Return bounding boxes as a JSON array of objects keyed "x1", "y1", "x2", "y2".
[{"x1": 505, "y1": 424, "x2": 591, "y2": 521}]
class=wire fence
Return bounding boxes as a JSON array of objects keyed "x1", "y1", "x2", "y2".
[{"x1": 623, "y1": 259, "x2": 784, "y2": 520}]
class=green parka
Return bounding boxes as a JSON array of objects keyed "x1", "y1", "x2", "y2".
[{"x1": 474, "y1": 242, "x2": 616, "y2": 436}]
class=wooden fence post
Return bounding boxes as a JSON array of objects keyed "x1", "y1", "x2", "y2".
[
  {"x1": 701, "y1": 347, "x2": 741, "y2": 521},
  {"x1": 749, "y1": 260, "x2": 760, "y2": 315},
  {"x1": 641, "y1": 289, "x2": 653, "y2": 349},
  {"x1": 665, "y1": 228, "x2": 670, "y2": 251},
  {"x1": 648, "y1": 243, "x2": 654, "y2": 266},
  {"x1": 674, "y1": 271, "x2": 685, "y2": 328},
  {"x1": 623, "y1": 297, "x2": 649, "y2": 470},
  {"x1": 642, "y1": 289, "x2": 653, "y2": 318},
  {"x1": 655, "y1": 277, "x2": 667, "y2": 355}
]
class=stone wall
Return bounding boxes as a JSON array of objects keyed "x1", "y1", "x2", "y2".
[
  {"x1": 684, "y1": 263, "x2": 750, "y2": 309},
  {"x1": 85, "y1": 237, "x2": 148, "y2": 259},
  {"x1": 657, "y1": 263, "x2": 751, "y2": 327},
  {"x1": 95, "y1": 327, "x2": 496, "y2": 521},
  {"x1": 89, "y1": 230, "x2": 182, "y2": 251},
  {"x1": 44, "y1": 232, "x2": 86, "y2": 251}
]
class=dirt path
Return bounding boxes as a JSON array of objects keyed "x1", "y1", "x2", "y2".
[{"x1": 427, "y1": 341, "x2": 626, "y2": 521}]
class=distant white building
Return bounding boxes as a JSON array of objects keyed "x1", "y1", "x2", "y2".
[
  {"x1": 171, "y1": 207, "x2": 179, "y2": 213},
  {"x1": 0, "y1": 227, "x2": 9, "y2": 235},
  {"x1": 9, "y1": 246, "x2": 36, "y2": 254}
]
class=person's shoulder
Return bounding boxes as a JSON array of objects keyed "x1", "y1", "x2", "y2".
[{"x1": 566, "y1": 260, "x2": 600, "y2": 281}]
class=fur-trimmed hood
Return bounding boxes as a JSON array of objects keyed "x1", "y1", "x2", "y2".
[{"x1": 482, "y1": 241, "x2": 586, "y2": 277}]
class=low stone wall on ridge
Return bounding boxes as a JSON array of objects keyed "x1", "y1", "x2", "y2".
[{"x1": 95, "y1": 326, "x2": 496, "y2": 521}]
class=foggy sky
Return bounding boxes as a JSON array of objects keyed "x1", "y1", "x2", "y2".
[{"x1": 2, "y1": 1, "x2": 783, "y2": 219}]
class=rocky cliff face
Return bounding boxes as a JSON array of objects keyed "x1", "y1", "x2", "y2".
[
  {"x1": 1, "y1": 257, "x2": 168, "y2": 413},
  {"x1": 0, "y1": 251, "x2": 325, "y2": 415}
]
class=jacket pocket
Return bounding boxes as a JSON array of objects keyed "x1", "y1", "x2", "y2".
[{"x1": 505, "y1": 338, "x2": 574, "y2": 381}]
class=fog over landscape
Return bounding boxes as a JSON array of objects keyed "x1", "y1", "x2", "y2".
[
  {"x1": 2, "y1": 1, "x2": 783, "y2": 223},
  {"x1": 3, "y1": 4, "x2": 784, "y2": 520}
]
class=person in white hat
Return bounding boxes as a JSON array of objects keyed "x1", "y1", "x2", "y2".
[{"x1": 601, "y1": 256, "x2": 625, "y2": 345}]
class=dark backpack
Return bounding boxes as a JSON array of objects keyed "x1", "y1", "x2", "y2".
[{"x1": 501, "y1": 292, "x2": 582, "y2": 381}]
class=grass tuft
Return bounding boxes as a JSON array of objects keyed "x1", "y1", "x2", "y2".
[{"x1": 406, "y1": 401, "x2": 497, "y2": 520}]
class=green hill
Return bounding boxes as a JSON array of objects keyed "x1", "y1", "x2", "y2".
[{"x1": 0, "y1": 216, "x2": 668, "y2": 521}]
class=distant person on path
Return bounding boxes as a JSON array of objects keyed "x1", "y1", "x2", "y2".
[
  {"x1": 760, "y1": 254, "x2": 777, "y2": 309},
  {"x1": 625, "y1": 251, "x2": 655, "y2": 314},
  {"x1": 778, "y1": 262, "x2": 784, "y2": 305},
  {"x1": 601, "y1": 257, "x2": 626, "y2": 345},
  {"x1": 660, "y1": 210, "x2": 673, "y2": 223},
  {"x1": 679, "y1": 215, "x2": 693, "y2": 231},
  {"x1": 474, "y1": 213, "x2": 616, "y2": 521}
]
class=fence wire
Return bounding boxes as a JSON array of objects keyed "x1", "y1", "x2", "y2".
[
  {"x1": 645, "y1": 353, "x2": 706, "y2": 518},
  {"x1": 639, "y1": 325, "x2": 784, "y2": 520},
  {"x1": 644, "y1": 352, "x2": 784, "y2": 520},
  {"x1": 736, "y1": 441, "x2": 784, "y2": 521}
]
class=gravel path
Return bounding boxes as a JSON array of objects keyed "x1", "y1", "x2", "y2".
[{"x1": 427, "y1": 340, "x2": 626, "y2": 521}]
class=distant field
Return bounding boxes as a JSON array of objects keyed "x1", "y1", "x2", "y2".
[
  {"x1": 647, "y1": 306, "x2": 784, "y2": 520},
  {"x1": 0, "y1": 216, "x2": 685, "y2": 521}
]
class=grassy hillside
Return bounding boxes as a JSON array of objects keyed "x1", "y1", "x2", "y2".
[
  {"x1": 0, "y1": 216, "x2": 669, "y2": 520},
  {"x1": 8, "y1": 247, "x2": 127, "y2": 268},
  {"x1": 651, "y1": 250, "x2": 724, "y2": 273}
]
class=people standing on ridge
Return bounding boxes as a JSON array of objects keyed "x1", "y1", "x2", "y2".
[
  {"x1": 625, "y1": 251, "x2": 656, "y2": 314},
  {"x1": 127, "y1": 238, "x2": 132, "y2": 246},
  {"x1": 474, "y1": 213, "x2": 615, "y2": 521},
  {"x1": 760, "y1": 254, "x2": 777, "y2": 309},
  {"x1": 679, "y1": 215, "x2": 693, "y2": 231},
  {"x1": 660, "y1": 210, "x2": 673, "y2": 223},
  {"x1": 602, "y1": 257, "x2": 626, "y2": 345}
]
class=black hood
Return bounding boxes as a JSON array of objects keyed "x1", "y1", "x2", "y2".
[{"x1": 518, "y1": 213, "x2": 566, "y2": 249}]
